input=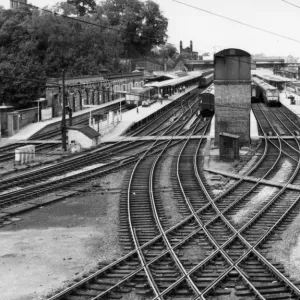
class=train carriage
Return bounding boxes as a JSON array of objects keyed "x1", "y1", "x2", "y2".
[
  {"x1": 199, "y1": 73, "x2": 214, "y2": 88},
  {"x1": 252, "y1": 77, "x2": 280, "y2": 106},
  {"x1": 119, "y1": 87, "x2": 157, "y2": 109},
  {"x1": 199, "y1": 83, "x2": 214, "y2": 117}
]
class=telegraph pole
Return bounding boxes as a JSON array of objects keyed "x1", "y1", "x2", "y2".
[{"x1": 62, "y1": 70, "x2": 67, "y2": 151}]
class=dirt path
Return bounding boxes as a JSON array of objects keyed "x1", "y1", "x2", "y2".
[{"x1": 0, "y1": 170, "x2": 126, "y2": 300}]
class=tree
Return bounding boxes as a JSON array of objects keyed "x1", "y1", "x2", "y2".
[
  {"x1": 0, "y1": 5, "x2": 123, "y2": 106},
  {"x1": 152, "y1": 43, "x2": 178, "y2": 59},
  {"x1": 100, "y1": 0, "x2": 168, "y2": 57},
  {"x1": 66, "y1": 0, "x2": 96, "y2": 16}
]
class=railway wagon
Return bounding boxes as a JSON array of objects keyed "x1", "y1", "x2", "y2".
[
  {"x1": 199, "y1": 73, "x2": 214, "y2": 88},
  {"x1": 252, "y1": 77, "x2": 280, "y2": 106},
  {"x1": 123, "y1": 87, "x2": 157, "y2": 109},
  {"x1": 199, "y1": 83, "x2": 214, "y2": 117}
]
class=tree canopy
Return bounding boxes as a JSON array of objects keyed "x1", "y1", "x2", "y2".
[
  {"x1": 0, "y1": 0, "x2": 169, "y2": 106},
  {"x1": 100, "y1": 0, "x2": 168, "y2": 57},
  {"x1": 66, "y1": 0, "x2": 96, "y2": 16}
]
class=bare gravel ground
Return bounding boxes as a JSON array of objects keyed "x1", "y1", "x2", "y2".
[
  {"x1": 0, "y1": 170, "x2": 126, "y2": 300},
  {"x1": 213, "y1": 289, "x2": 253, "y2": 300},
  {"x1": 203, "y1": 146, "x2": 239, "y2": 196},
  {"x1": 158, "y1": 146, "x2": 184, "y2": 227},
  {"x1": 269, "y1": 212, "x2": 300, "y2": 281},
  {"x1": 231, "y1": 158, "x2": 293, "y2": 224},
  {"x1": 202, "y1": 140, "x2": 262, "y2": 195},
  {"x1": 270, "y1": 159, "x2": 293, "y2": 182},
  {"x1": 231, "y1": 186, "x2": 279, "y2": 225}
]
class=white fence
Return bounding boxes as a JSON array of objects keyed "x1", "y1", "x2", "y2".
[
  {"x1": 15, "y1": 145, "x2": 35, "y2": 165},
  {"x1": 89, "y1": 111, "x2": 122, "y2": 135},
  {"x1": 41, "y1": 107, "x2": 53, "y2": 120}
]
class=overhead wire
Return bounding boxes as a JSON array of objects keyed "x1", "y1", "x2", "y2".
[
  {"x1": 172, "y1": 0, "x2": 300, "y2": 45},
  {"x1": 282, "y1": 0, "x2": 300, "y2": 10},
  {"x1": 0, "y1": 74, "x2": 61, "y2": 86},
  {"x1": 2, "y1": 0, "x2": 294, "y2": 111}
]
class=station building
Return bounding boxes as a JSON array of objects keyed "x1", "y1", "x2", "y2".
[
  {"x1": 46, "y1": 71, "x2": 145, "y2": 118},
  {"x1": 180, "y1": 41, "x2": 199, "y2": 60},
  {"x1": 214, "y1": 48, "x2": 251, "y2": 146}
]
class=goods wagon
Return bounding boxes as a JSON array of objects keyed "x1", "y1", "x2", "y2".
[{"x1": 252, "y1": 77, "x2": 280, "y2": 106}]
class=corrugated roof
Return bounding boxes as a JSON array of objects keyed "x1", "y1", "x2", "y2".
[
  {"x1": 252, "y1": 77, "x2": 278, "y2": 91},
  {"x1": 117, "y1": 87, "x2": 154, "y2": 95},
  {"x1": 255, "y1": 73, "x2": 292, "y2": 83},
  {"x1": 68, "y1": 125, "x2": 100, "y2": 139}
]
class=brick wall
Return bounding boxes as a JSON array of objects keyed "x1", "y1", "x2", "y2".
[{"x1": 215, "y1": 82, "x2": 251, "y2": 145}]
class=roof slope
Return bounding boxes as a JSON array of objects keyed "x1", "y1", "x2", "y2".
[{"x1": 68, "y1": 125, "x2": 100, "y2": 139}]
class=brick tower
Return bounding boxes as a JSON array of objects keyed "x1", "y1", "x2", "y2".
[{"x1": 214, "y1": 48, "x2": 251, "y2": 146}]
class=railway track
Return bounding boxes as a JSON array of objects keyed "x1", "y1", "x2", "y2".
[
  {"x1": 0, "y1": 92, "x2": 203, "y2": 209},
  {"x1": 0, "y1": 142, "x2": 60, "y2": 163},
  {"x1": 0, "y1": 103, "x2": 129, "y2": 162},
  {"x1": 45, "y1": 101, "x2": 300, "y2": 300},
  {"x1": 29, "y1": 102, "x2": 128, "y2": 140}
]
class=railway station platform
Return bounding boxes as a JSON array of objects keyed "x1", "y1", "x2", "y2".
[
  {"x1": 0, "y1": 98, "x2": 126, "y2": 145},
  {"x1": 280, "y1": 91, "x2": 300, "y2": 118},
  {"x1": 101, "y1": 85, "x2": 199, "y2": 143}
]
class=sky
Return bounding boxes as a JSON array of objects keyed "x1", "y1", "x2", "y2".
[{"x1": 2, "y1": 0, "x2": 300, "y2": 57}]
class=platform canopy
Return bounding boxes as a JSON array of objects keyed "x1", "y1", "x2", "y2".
[
  {"x1": 144, "y1": 71, "x2": 203, "y2": 88},
  {"x1": 252, "y1": 72, "x2": 293, "y2": 83},
  {"x1": 117, "y1": 87, "x2": 154, "y2": 95}
]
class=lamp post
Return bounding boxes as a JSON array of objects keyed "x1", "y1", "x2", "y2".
[
  {"x1": 61, "y1": 70, "x2": 67, "y2": 151},
  {"x1": 120, "y1": 98, "x2": 122, "y2": 121},
  {"x1": 37, "y1": 100, "x2": 40, "y2": 122}
]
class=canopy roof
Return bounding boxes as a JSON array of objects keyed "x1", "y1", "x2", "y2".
[{"x1": 144, "y1": 71, "x2": 203, "y2": 88}]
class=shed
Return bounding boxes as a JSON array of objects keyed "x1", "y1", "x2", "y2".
[
  {"x1": 0, "y1": 104, "x2": 14, "y2": 138},
  {"x1": 219, "y1": 132, "x2": 240, "y2": 162},
  {"x1": 68, "y1": 125, "x2": 100, "y2": 149}
]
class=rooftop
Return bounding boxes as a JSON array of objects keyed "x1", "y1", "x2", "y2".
[
  {"x1": 68, "y1": 125, "x2": 100, "y2": 139},
  {"x1": 144, "y1": 71, "x2": 203, "y2": 88}
]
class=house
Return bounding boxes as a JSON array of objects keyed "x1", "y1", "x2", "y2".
[{"x1": 68, "y1": 125, "x2": 100, "y2": 149}]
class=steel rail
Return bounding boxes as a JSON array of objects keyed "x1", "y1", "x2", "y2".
[
  {"x1": 132, "y1": 228, "x2": 161, "y2": 299},
  {"x1": 47, "y1": 137, "x2": 263, "y2": 300},
  {"x1": 152, "y1": 120, "x2": 265, "y2": 299},
  {"x1": 148, "y1": 121, "x2": 209, "y2": 299},
  {"x1": 124, "y1": 99, "x2": 206, "y2": 298},
  {"x1": 160, "y1": 103, "x2": 300, "y2": 298},
  {"x1": 48, "y1": 97, "x2": 203, "y2": 300},
  {"x1": 130, "y1": 91, "x2": 196, "y2": 137},
  {"x1": 0, "y1": 93, "x2": 196, "y2": 193},
  {"x1": 50, "y1": 102, "x2": 300, "y2": 300},
  {"x1": 199, "y1": 104, "x2": 300, "y2": 297}
]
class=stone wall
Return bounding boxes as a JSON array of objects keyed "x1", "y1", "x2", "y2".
[{"x1": 214, "y1": 81, "x2": 251, "y2": 145}]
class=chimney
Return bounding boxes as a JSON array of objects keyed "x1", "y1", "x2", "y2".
[
  {"x1": 190, "y1": 41, "x2": 193, "y2": 52},
  {"x1": 180, "y1": 41, "x2": 183, "y2": 52}
]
